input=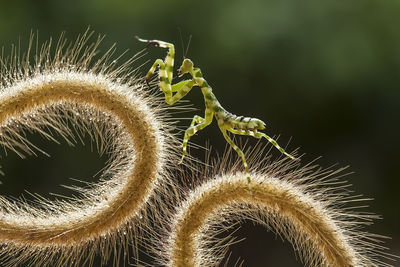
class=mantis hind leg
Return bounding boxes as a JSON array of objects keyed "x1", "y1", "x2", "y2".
[
  {"x1": 254, "y1": 131, "x2": 297, "y2": 160},
  {"x1": 227, "y1": 127, "x2": 297, "y2": 160}
]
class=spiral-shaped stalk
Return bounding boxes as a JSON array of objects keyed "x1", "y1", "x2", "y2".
[
  {"x1": 0, "y1": 31, "x2": 177, "y2": 266},
  {"x1": 160, "y1": 155, "x2": 393, "y2": 267}
]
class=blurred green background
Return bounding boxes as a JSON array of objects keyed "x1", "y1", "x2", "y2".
[{"x1": 0, "y1": 0, "x2": 399, "y2": 266}]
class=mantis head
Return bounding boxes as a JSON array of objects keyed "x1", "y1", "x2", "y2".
[{"x1": 178, "y1": 59, "x2": 194, "y2": 77}]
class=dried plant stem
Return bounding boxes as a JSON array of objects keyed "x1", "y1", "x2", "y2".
[
  {"x1": 0, "y1": 31, "x2": 175, "y2": 266},
  {"x1": 167, "y1": 171, "x2": 386, "y2": 267},
  {"x1": 0, "y1": 72, "x2": 161, "y2": 244}
]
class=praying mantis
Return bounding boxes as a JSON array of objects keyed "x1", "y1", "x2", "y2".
[{"x1": 136, "y1": 36, "x2": 298, "y2": 186}]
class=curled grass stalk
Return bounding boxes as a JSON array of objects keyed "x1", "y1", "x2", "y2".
[
  {"x1": 161, "y1": 150, "x2": 394, "y2": 267},
  {"x1": 0, "y1": 30, "x2": 178, "y2": 266}
]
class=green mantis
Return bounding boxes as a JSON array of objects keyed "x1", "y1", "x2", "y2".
[{"x1": 136, "y1": 36, "x2": 297, "y2": 186}]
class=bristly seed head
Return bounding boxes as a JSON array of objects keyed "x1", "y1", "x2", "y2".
[
  {"x1": 153, "y1": 146, "x2": 396, "y2": 267},
  {"x1": 0, "y1": 29, "x2": 181, "y2": 267}
]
